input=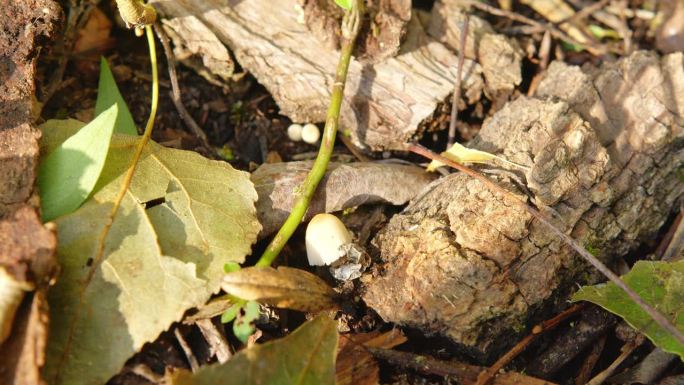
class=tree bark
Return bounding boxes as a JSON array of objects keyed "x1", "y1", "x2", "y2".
[{"x1": 363, "y1": 51, "x2": 684, "y2": 358}]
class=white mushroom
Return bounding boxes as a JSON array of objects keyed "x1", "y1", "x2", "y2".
[
  {"x1": 305, "y1": 213, "x2": 352, "y2": 266},
  {"x1": 287, "y1": 123, "x2": 303, "y2": 142},
  {"x1": 301, "y1": 123, "x2": 320, "y2": 144},
  {"x1": 0, "y1": 269, "x2": 33, "y2": 343}
]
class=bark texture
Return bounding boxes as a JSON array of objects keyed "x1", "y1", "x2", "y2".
[
  {"x1": 152, "y1": 0, "x2": 484, "y2": 151},
  {"x1": 363, "y1": 51, "x2": 684, "y2": 357},
  {"x1": 0, "y1": 0, "x2": 60, "y2": 383}
]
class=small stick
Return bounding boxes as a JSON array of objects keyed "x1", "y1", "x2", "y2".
[
  {"x1": 196, "y1": 318, "x2": 232, "y2": 363},
  {"x1": 475, "y1": 303, "x2": 585, "y2": 385},
  {"x1": 406, "y1": 143, "x2": 684, "y2": 348},
  {"x1": 153, "y1": 24, "x2": 212, "y2": 150},
  {"x1": 174, "y1": 328, "x2": 200, "y2": 372},
  {"x1": 586, "y1": 339, "x2": 642, "y2": 385},
  {"x1": 466, "y1": 1, "x2": 605, "y2": 56},
  {"x1": 447, "y1": 15, "x2": 469, "y2": 148},
  {"x1": 575, "y1": 334, "x2": 606, "y2": 385},
  {"x1": 337, "y1": 132, "x2": 372, "y2": 162}
]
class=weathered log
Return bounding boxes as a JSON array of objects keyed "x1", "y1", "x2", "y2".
[
  {"x1": 362, "y1": 51, "x2": 684, "y2": 358},
  {"x1": 152, "y1": 0, "x2": 485, "y2": 151}
]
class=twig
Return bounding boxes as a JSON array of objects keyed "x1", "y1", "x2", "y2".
[
  {"x1": 564, "y1": 0, "x2": 612, "y2": 25},
  {"x1": 337, "y1": 132, "x2": 371, "y2": 162},
  {"x1": 660, "y1": 205, "x2": 684, "y2": 262},
  {"x1": 53, "y1": 25, "x2": 159, "y2": 385},
  {"x1": 256, "y1": 0, "x2": 363, "y2": 267},
  {"x1": 174, "y1": 327, "x2": 200, "y2": 372},
  {"x1": 196, "y1": 318, "x2": 232, "y2": 363},
  {"x1": 368, "y1": 348, "x2": 555, "y2": 385},
  {"x1": 152, "y1": 23, "x2": 213, "y2": 150},
  {"x1": 447, "y1": 15, "x2": 469, "y2": 149},
  {"x1": 41, "y1": 2, "x2": 95, "y2": 105},
  {"x1": 466, "y1": 0, "x2": 605, "y2": 56},
  {"x1": 406, "y1": 143, "x2": 684, "y2": 348},
  {"x1": 475, "y1": 303, "x2": 585, "y2": 385},
  {"x1": 575, "y1": 334, "x2": 607, "y2": 385},
  {"x1": 586, "y1": 339, "x2": 642, "y2": 385}
]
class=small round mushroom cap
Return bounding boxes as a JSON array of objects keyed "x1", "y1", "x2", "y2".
[
  {"x1": 305, "y1": 213, "x2": 352, "y2": 266},
  {"x1": 301, "y1": 123, "x2": 320, "y2": 144},
  {"x1": 287, "y1": 124, "x2": 303, "y2": 142}
]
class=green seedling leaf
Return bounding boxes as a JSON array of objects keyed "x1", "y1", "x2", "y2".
[
  {"x1": 38, "y1": 105, "x2": 118, "y2": 222},
  {"x1": 224, "y1": 261, "x2": 241, "y2": 273},
  {"x1": 95, "y1": 57, "x2": 138, "y2": 135},
  {"x1": 45, "y1": 134, "x2": 261, "y2": 385},
  {"x1": 222, "y1": 266, "x2": 338, "y2": 312},
  {"x1": 234, "y1": 300, "x2": 261, "y2": 343},
  {"x1": 572, "y1": 260, "x2": 684, "y2": 359},
  {"x1": 426, "y1": 142, "x2": 528, "y2": 172},
  {"x1": 334, "y1": 0, "x2": 353, "y2": 10},
  {"x1": 588, "y1": 24, "x2": 620, "y2": 40},
  {"x1": 171, "y1": 315, "x2": 339, "y2": 385},
  {"x1": 221, "y1": 303, "x2": 242, "y2": 324}
]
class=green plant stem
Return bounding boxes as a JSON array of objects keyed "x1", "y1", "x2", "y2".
[
  {"x1": 256, "y1": 1, "x2": 363, "y2": 267},
  {"x1": 54, "y1": 25, "x2": 158, "y2": 385}
]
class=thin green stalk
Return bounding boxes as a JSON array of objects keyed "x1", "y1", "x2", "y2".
[{"x1": 256, "y1": 1, "x2": 363, "y2": 267}]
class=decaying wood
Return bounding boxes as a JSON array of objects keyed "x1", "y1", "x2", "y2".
[
  {"x1": 301, "y1": 0, "x2": 411, "y2": 63},
  {"x1": 152, "y1": 0, "x2": 484, "y2": 151},
  {"x1": 428, "y1": 1, "x2": 523, "y2": 103},
  {"x1": 363, "y1": 51, "x2": 684, "y2": 357},
  {"x1": 0, "y1": 0, "x2": 60, "y2": 383},
  {"x1": 252, "y1": 161, "x2": 435, "y2": 238}
]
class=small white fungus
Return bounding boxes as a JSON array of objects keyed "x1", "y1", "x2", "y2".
[
  {"x1": 287, "y1": 123, "x2": 303, "y2": 142},
  {"x1": 301, "y1": 123, "x2": 320, "y2": 144},
  {"x1": 305, "y1": 213, "x2": 352, "y2": 266}
]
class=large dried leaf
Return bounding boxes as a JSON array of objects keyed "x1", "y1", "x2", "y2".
[
  {"x1": 171, "y1": 315, "x2": 339, "y2": 385},
  {"x1": 222, "y1": 266, "x2": 338, "y2": 312},
  {"x1": 44, "y1": 133, "x2": 261, "y2": 385},
  {"x1": 573, "y1": 260, "x2": 684, "y2": 359},
  {"x1": 253, "y1": 161, "x2": 435, "y2": 237}
]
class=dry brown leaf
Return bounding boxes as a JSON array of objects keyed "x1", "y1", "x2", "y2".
[
  {"x1": 221, "y1": 267, "x2": 339, "y2": 312},
  {"x1": 336, "y1": 329, "x2": 407, "y2": 385},
  {"x1": 73, "y1": 7, "x2": 114, "y2": 73}
]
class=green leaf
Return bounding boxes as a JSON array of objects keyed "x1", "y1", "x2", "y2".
[
  {"x1": 572, "y1": 260, "x2": 684, "y2": 359},
  {"x1": 220, "y1": 303, "x2": 242, "y2": 324},
  {"x1": 38, "y1": 105, "x2": 118, "y2": 222},
  {"x1": 95, "y1": 57, "x2": 138, "y2": 135},
  {"x1": 233, "y1": 301, "x2": 261, "y2": 343},
  {"x1": 224, "y1": 261, "x2": 241, "y2": 273},
  {"x1": 334, "y1": 0, "x2": 353, "y2": 10},
  {"x1": 171, "y1": 315, "x2": 339, "y2": 385},
  {"x1": 44, "y1": 134, "x2": 262, "y2": 385}
]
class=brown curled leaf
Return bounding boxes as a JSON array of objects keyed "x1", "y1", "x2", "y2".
[{"x1": 222, "y1": 266, "x2": 339, "y2": 312}]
